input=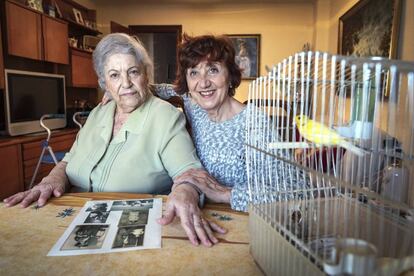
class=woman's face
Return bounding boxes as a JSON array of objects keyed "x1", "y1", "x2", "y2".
[
  {"x1": 104, "y1": 53, "x2": 148, "y2": 113},
  {"x1": 186, "y1": 60, "x2": 230, "y2": 113}
]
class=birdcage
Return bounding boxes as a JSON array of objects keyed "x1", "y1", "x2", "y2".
[{"x1": 246, "y1": 52, "x2": 414, "y2": 276}]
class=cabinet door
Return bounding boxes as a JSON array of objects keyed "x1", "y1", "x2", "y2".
[
  {"x1": 71, "y1": 49, "x2": 98, "y2": 88},
  {"x1": 0, "y1": 144, "x2": 24, "y2": 200},
  {"x1": 42, "y1": 16, "x2": 69, "y2": 64},
  {"x1": 5, "y1": 1, "x2": 42, "y2": 61}
]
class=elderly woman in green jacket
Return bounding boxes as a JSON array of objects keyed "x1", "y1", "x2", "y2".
[{"x1": 3, "y1": 33, "x2": 225, "y2": 247}]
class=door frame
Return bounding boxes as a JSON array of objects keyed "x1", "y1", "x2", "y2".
[{"x1": 128, "y1": 25, "x2": 182, "y2": 45}]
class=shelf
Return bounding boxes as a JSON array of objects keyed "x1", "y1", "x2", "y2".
[
  {"x1": 67, "y1": 19, "x2": 102, "y2": 36},
  {"x1": 69, "y1": 46, "x2": 93, "y2": 54}
]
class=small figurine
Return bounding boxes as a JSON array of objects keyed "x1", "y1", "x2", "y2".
[
  {"x1": 210, "y1": 212, "x2": 233, "y2": 221},
  {"x1": 31, "y1": 204, "x2": 41, "y2": 210},
  {"x1": 57, "y1": 208, "x2": 75, "y2": 218}
]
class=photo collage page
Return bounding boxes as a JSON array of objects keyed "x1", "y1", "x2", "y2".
[{"x1": 48, "y1": 198, "x2": 162, "y2": 256}]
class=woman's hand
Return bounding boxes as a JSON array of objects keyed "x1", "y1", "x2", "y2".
[
  {"x1": 3, "y1": 161, "x2": 68, "y2": 208},
  {"x1": 3, "y1": 175, "x2": 65, "y2": 208},
  {"x1": 174, "y1": 168, "x2": 231, "y2": 204},
  {"x1": 158, "y1": 184, "x2": 227, "y2": 247}
]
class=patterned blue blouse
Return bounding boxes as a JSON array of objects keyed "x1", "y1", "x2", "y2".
[{"x1": 156, "y1": 84, "x2": 251, "y2": 211}]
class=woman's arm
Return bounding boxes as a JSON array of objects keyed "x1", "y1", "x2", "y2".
[
  {"x1": 173, "y1": 168, "x2": 231, "y2": 204},
  {"x1": 152, "y1": 83, "x2": 179, "y2": 99},
  {"x1": 3, "y1": 161, "x2": 70, "y2": 208},
  {"x1": 157, "y1": 107, "x2": 226, "y2": 246},
  {"x1": 159, "y1": 183, "x2": 227, "y2": 247}
]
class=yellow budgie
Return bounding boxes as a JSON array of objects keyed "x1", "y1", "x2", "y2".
[{"x1": 295, "y1": 115, "x2": 365, "y2": 156}]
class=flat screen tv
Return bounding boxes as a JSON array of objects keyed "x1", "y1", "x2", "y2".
[{"x1": 4, "y1": 69, "x2": 66, "y2": 136}]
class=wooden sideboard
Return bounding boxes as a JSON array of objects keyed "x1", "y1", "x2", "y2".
[
  {"x1": 0, "y1": 128, "x2": 78, "y2": 199},
  {"x1": 5, "y1": 0, "x2": 69, "y2": 64}
]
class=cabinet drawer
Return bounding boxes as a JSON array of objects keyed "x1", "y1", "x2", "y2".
[
  {"x1": 22, "y1": 133, "x2": 76, "y2": 161},
  {"x1": 0, "y1": 144, "x2": 23, "y2": 200},
  {"x1": 22, "y1": 132, "x2": 76, "y2": 188}
]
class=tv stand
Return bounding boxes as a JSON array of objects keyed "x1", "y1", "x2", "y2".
[{"x1": 0, "y1": 128, "x2": 78, "y2": 200}]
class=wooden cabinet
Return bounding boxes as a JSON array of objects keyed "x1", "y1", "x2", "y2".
[
  {"x1": 71, "y1": 48, "x2": 98, "y2": 88},
  {"x1": 0, "y1": 129, "x2": 77, "y2": 198},
  {"x1": 5, "y1": 1, "x2": 42, "y2": 61},
  {"x1": 42, "y1": 16, "x2": 69, "y2": 64},
  {"x1": 0, "y1": 144, "x2": 23, "y2": 200},
  {"x1": 5, "y1": 1, "x2": 69, "y2": 64}
]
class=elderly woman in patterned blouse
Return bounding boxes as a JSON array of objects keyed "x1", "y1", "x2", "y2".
[
  {"x1": 157, "y1": 35, "x2": 256, "y2": 211},
  {"x1": 161, "y1": 34, "x2": 249, "y2": 211},
  {"x1": 155, "y1": 35, "x2": 302, "y2": 210}
]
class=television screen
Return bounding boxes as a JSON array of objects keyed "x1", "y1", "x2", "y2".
[{"x1": 4, "y1": 70, "x2": 66, "y2": 136}]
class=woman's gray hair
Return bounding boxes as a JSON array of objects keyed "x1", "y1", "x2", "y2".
[{"x1": 93, "y1": 33, "x2": 153, "y2": 91}]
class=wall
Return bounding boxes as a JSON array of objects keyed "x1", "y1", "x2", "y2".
[
  {"x1": 76, "y1": 0, "x2": 414, "y2": 98},
  {"x1": 89, "y1": 1, "x2": 315, "y2": 102},
  {"x1": 325, "y1": 0, "x2": 358, "y2": 54}
]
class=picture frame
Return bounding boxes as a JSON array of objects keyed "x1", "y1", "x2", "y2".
[
  {"x1": 26, "y1": 0, "x2": 43, "y2": 13},
  {"x1": 227, "y1": 34, "x2": 260, "y2": 80},
  {"x1": 73, "y1": 8, "x2": 84, "y2": 25},
  {"x1": 338, "y1": 0, "x2": 401, "y2": 59},
  {"x1": 55, "y1": 2, "x2": 62, "y2": 18}
]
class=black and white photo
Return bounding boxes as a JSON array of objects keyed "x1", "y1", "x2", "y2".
[
  {"x1": 118, "y1": 210, "x2": 149, "y2": 226},
  {"x1": 111, "y1": 199, "x2": 153, "y2": 211},
  {"x1": 112, "y1": 226, "x2": 146, "y2": 248},
  {"x1": 61, "y1": 225, "x2": 108, "y2": 250},
  {"x1": 84, "y1": 210, "x2": 110, "y2": 223}
]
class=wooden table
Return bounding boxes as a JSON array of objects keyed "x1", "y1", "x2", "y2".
[{"x1": 0, "y1": 193, "x2": 262, "y2": 275}]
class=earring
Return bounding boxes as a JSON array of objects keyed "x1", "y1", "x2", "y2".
[{"x1": 229, "y1": 84, "x2": 233, "y2": 89}]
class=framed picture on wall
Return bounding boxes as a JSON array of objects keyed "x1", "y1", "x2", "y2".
[
  {"x1": 338, "y1": 0, "x2": 401, "y2": 58},
  {"x1": 227, "y1": 34, "x2": 260, "y2": 80}
]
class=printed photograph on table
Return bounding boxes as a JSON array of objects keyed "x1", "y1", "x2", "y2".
[
  {"x1": 85, "y1": 202, "x2": 108, "y2": 212},
  {"x1": 84, "y1": 210, "x2": 110, "y2": 223},
  {"x1": 227, "y1": 34, "x2": 260, "y2": 80},
  {"x1": 111, "y1": 199, "x2": 154, "y2": 211},
  {"x1": 338, "y1": 0, "x2": 401, "y2": 58},
  {"x1": 61, "y1": 225, "x2": 109, "y2": 250},
  {"x1": 118, "y1": 210, "x2": 149, "y2": 226},
  {"x1": 112, "y1": 226, "x2": 146, "y2": 248}
]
